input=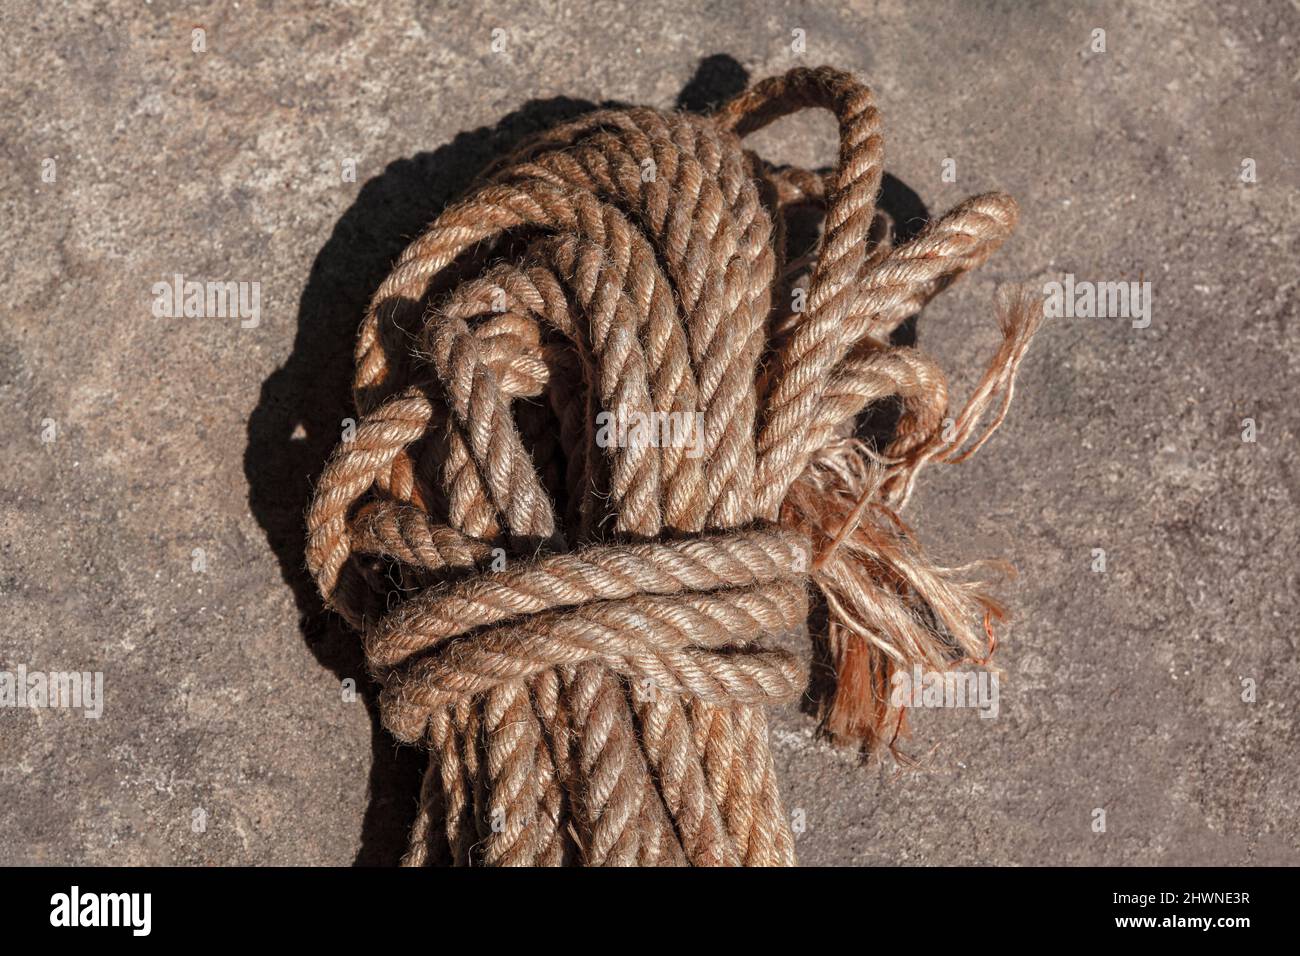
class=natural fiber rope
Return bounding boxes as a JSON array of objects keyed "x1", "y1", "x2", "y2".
[{"x1": 305, "y1": 66, "x2": 1042, "y2": 866}]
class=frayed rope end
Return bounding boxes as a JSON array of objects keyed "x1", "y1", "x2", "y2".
[{"x1": 785, "y1": 286, "x2": 1041, "y2": 755}]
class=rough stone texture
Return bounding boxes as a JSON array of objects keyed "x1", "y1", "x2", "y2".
[{"x1": 1, "y1": 0, "x2": 1297, "y2": 866}]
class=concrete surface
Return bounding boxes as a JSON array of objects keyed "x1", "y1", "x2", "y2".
[{"x1": 1, "y1": 0, "x2": 1297, "y2": 866}]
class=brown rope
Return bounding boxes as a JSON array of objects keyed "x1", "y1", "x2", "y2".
[{"x1": 305, "y1": 66, "x2": 1043, "y2": 866}]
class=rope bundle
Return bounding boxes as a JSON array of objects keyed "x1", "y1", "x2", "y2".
[{"x1": 305, "y1": 66, "x2": 1042, "y2": 866}]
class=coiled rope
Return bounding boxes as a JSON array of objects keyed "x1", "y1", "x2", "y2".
[{"x1": 305, "y1": 66, "x2": 1042, "y2": 866}]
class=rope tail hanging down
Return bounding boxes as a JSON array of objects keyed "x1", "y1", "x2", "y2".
[{"x1": 305, "y1": 66, "x2": 1043, "y2": 866}]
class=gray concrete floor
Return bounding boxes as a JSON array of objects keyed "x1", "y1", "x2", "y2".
[{"x1": 1, "y1": 1, "x2": 1297, "y2": 865}]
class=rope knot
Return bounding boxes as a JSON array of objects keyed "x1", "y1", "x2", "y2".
[{"x1": 365, "y1": 526, "x2": 811, "y2": 744}]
